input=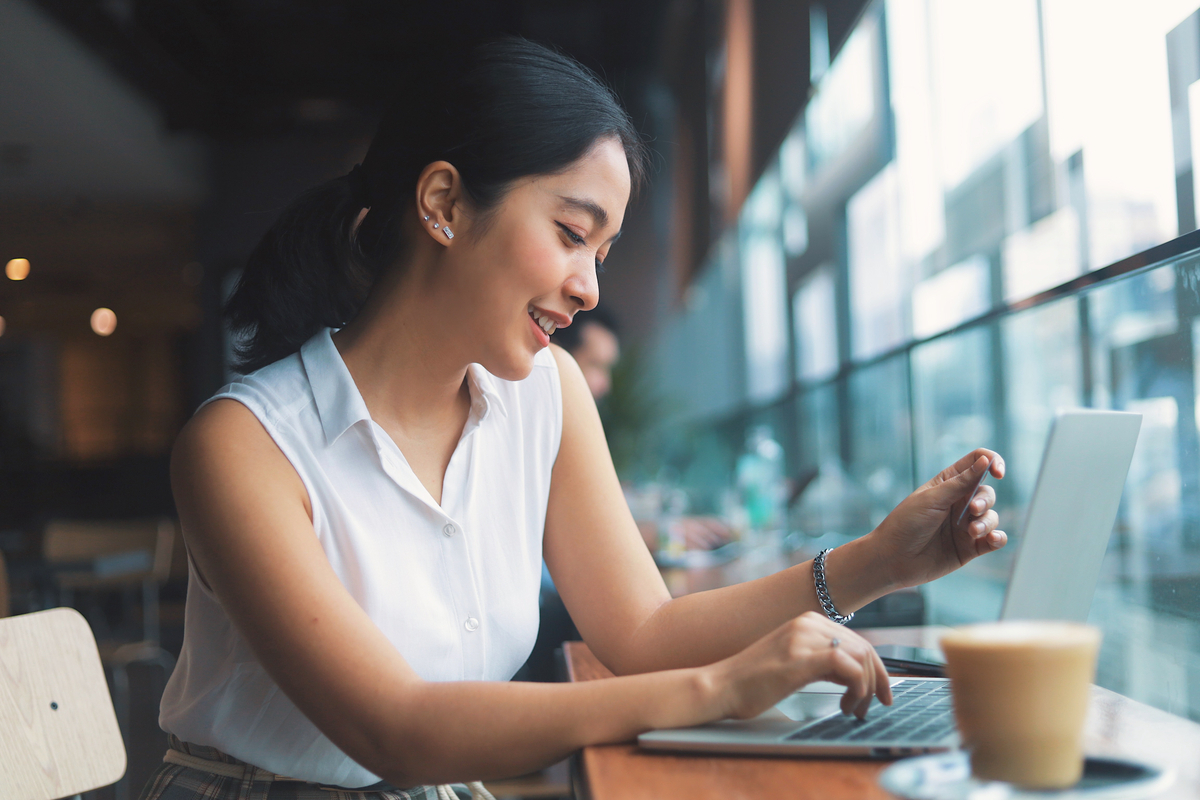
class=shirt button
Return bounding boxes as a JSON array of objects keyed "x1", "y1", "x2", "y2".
[
  {"x1": 442, "y1": 523, "x2": 456, "y2": 537},
  {"x1": 464, "y1": 617, "x2": 480, "y2": 632}
]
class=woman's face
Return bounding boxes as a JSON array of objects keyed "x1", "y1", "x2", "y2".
[{"x1": 442, "y1": 137, "x2": 631, "y2": 381}]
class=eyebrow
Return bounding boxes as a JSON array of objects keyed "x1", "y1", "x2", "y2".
[{"x1": 558, "y1": 195, "x2": 622, "y2": 242}]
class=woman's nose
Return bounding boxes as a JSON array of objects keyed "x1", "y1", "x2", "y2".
[{"x1": 564, "y1": 268, "x2": 599, "y2": 311}]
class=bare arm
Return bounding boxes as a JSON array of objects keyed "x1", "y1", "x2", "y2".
[
  {"x1": 174, "y1": 399, "x2": 888, "y2": 786},
  {"x1": 543, "y1": 345, "x2": 1005, "y2": 676}
]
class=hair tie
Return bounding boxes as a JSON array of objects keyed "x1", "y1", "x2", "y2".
[{"x1": 345, "y1": 163, "x2": 368, "y2": 206}]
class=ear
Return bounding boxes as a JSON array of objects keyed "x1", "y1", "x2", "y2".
[{"x1": 414, "y1": 160, "x2": 464, "y2": 246}]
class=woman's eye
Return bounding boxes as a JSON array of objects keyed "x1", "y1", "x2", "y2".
[{"x1": 556, "y1": 221, "x2": 586, "y2": 245}]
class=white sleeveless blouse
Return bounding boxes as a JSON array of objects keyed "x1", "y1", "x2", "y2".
[{"x1": 159, "y1": 328, "x2": 562, "y2": 787}]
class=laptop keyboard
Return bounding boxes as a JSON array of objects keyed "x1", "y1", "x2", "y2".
[{"x1": 784, "y1": 679, "x2": 956, "y2": 744}]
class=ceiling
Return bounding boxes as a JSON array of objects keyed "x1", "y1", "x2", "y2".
[
  {"x1": 0, "y1": 0, "x2": 678, "y2": 337},
  {"x1": 2, "y1": 0, "x2": 867, "y2": 350},
  {"x1": 33, "y1": 0, "x2": 674, "y2": 136}
]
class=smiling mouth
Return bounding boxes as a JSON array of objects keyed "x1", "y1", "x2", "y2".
[{"x1": 528, "y1": 305, "x2": 557, "y2": 336}]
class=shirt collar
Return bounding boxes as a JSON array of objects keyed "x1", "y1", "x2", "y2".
[
  {"x1": 302, "y1": 329, "x2": 509, "y2": 446},
  {"x1": 301, "y1": 329, "x2": 373, "y2": 446},
  {"x1": 467, "y1": 363, "x2": 509, "y2": 422}
]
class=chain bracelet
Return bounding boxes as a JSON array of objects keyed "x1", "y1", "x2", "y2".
[{"x1": 813, "y1": 547, "x2": 854, "y2": 625}]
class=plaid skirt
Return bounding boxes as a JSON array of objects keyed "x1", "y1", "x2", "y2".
[{"x1": 136, "y1": 735, "x2": 475, "y2": 800}]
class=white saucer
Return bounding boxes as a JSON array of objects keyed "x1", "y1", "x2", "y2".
[{"x1": 879, "y1": 752, "x2": 1173, "y2": 800}]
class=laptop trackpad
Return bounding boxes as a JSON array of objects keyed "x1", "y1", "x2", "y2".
[
  {"x1": 694, "y1": 686, "x2": 845, "y2": 737},
  {"x1": 773, "y1": 689, "x2": 843, "y2": 722},
  {"x1": 694, "y1": 679, "x2": 902, "y2": 733},
  {"x1": 772, "y1": 678, "x2": 905, "y2": 722}
]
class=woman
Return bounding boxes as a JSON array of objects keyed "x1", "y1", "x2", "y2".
[{"x1": 146, "y1": 38, "x2": 1006, "y2": 800}]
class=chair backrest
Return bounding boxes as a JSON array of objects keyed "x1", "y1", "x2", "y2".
[
  {"x1": 0, "y1": 607, "x2": 126, "y2": 800},
  {"x1": 43, "y1": 518, "x2": 176, "y2": 590}
]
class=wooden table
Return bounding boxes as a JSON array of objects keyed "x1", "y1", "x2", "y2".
[{"x1": 564, "y1": 630, "x2": 1200, "y2": 800}]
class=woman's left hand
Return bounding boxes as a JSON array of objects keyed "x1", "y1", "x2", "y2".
[{"x1": 868, "y1": 449, "x2": 1007, "y2": 589}]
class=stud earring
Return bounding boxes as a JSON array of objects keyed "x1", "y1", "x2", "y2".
[
  {"x1": 443, "y1": 227, "x2": 454, "y2": 239},
  {"x1": 433, "y1": 223, "x2": 440, "y2": 229},
  {"x1": 423, "y1": 215, "x2": 430, "y2": 221}
]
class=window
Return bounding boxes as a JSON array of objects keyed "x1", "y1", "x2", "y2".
[
  {"x1": 793, "y1": 265, "x2": 839, "y2": 382},
  {"x1": 848, "y1": 163, "x2": 907, "y2": 360}
]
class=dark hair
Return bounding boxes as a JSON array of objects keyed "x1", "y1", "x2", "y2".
[
  {"x1": 226, "y1": 37, "x2": 649, "y2": 373},
  {"x1": 550, "y1": 305, "x2": 619, "y2": 354}
]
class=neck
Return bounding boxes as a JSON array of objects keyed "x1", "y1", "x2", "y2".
[{"x1": 331, "y1": 251, "x2": 472, "y2": 434}]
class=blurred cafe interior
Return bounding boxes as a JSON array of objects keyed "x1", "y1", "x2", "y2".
[{"x1": 8, "y1": 0, "x2": 1200, "y2": 796}]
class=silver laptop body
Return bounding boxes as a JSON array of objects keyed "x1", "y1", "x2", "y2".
[{"x1": 638, "y1": 409, "x2": 1142, "y2": 757}]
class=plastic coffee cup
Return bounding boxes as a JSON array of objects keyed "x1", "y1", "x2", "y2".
[{"x1": 940, "y1": 621, "x2": 1101, "y2": 789}]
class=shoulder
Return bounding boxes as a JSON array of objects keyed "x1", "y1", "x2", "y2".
[
  {"x1": 547, "y1": 342, "x2": 579, "y2": 379},
  {"x1": 173, "y1": 358, "x2": 313, "y2": 518},
  {"x1": 173, "y1": 398, "x2": 295, "y2": 490},
  {"x1": 547, "y1": 343, "x2": 600, "y2": 429},
  {"x1": 173, "y1": 398, "x2": 312, "y2": 526}
]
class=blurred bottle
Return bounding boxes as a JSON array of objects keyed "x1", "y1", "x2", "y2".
[
  {"x1": 659, "y1": 487, "x2": 689, "y2": 559},
  {"x1": 736, "y1": 425, "x2": 786, "y2": 543}
]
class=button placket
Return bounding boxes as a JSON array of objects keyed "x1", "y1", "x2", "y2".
[{"x1": 438, "y1": 514, "x2": 484, "y2": 674}]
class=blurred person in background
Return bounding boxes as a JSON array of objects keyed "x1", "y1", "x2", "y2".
[
  {"x1": 554, "y1": 307, "x2": 732, "y2": 552},
  {"x1": 519, "y1": 309, "x2": 731, "y2": 682},
  {"x1": 155, "y1": 36, "x2": 1007, "y2": 800}
]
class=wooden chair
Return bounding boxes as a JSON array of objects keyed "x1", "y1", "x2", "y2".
[
  {"x1": 0, "y1": 607, "x2": 127, "y2": 800},
  {"x1": 43, "y1": 519, "x2": 178, "y2": 800}
]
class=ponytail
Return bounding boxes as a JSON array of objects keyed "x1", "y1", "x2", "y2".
[
  {"x1": 226, "y1": 173, "x2": 377, "y2": 373},
  {"x1": 225, "y1": 38, "x2": 649, "y2": 374}
]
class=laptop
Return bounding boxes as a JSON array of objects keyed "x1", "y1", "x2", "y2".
[{"x1": 638, "y1": 409, "x2": 1143, "y2": 757}]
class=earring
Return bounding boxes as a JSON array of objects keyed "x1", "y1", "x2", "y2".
[
  {"x1": 423, "y1": 215, "x2": 430, "y2": 221},
  {"x1": 443, "y1": 227, "x2": 454, "y2": 239},
  {"x1": 433, "y1": 223, "x2": 440, "y2": 229}
]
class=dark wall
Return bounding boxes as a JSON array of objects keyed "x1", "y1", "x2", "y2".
[{"x1": 751, "y1": 0, "x2": 810, "y2": 184}]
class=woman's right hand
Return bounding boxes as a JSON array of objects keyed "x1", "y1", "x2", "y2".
[{"x1": 704, "y1": 611, "x2": 892, "y2": 721}]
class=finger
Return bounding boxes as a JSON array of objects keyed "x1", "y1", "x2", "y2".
[
  {"x1": 933, "y1": 452, "x2": 994, "y2": 506},
  {"x1": 990, "y1": 455, "x2": 1006, "y2": 480},
  {"x1": 986, "y1": 529, "x2": 1007, "y2": 550},
  {"x1": 834, "y1": 649, "x2": 870, "y2": 717},
  {"x1": 970, "y1": 484, "x2": 997, "y2": 516},
  {"x1": 854, "y1": 644, "x2": 876, "y2": 718},
  {"x1": 852, "y1": 649, "x2": 873, "y2": 719},
  {"x1": 968, "y1": 510, "x2": 999, "y2": 540},
  {"x1": 942, "y1": 448, "x2": 998, "y2": 483},
  {"x1": 870, "y1": 646, "x2": 892, "y2": 705},
  {"x1": 851, "y1": 641, "x2": 890, "y2": 717},
  {"x1": 820, "y1": 646, "x2": 862, "y2": 715}
]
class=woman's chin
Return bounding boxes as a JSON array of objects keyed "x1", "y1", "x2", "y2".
[{"x1": 482, "y1": 350, "x2": 538, "y2": 382}]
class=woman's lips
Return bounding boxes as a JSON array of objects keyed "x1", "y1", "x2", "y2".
[{"x1": 528, "y1": 313, "x2": 551, "y2": 347}]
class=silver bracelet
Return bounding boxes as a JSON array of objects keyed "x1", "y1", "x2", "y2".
[{"x1": 813, "y1": 548, "x2": 854, "y2": 625}]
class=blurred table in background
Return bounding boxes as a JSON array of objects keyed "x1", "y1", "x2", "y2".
[{"x1": 564, "y1": 633, "x2": 1200, "y2": 800}]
